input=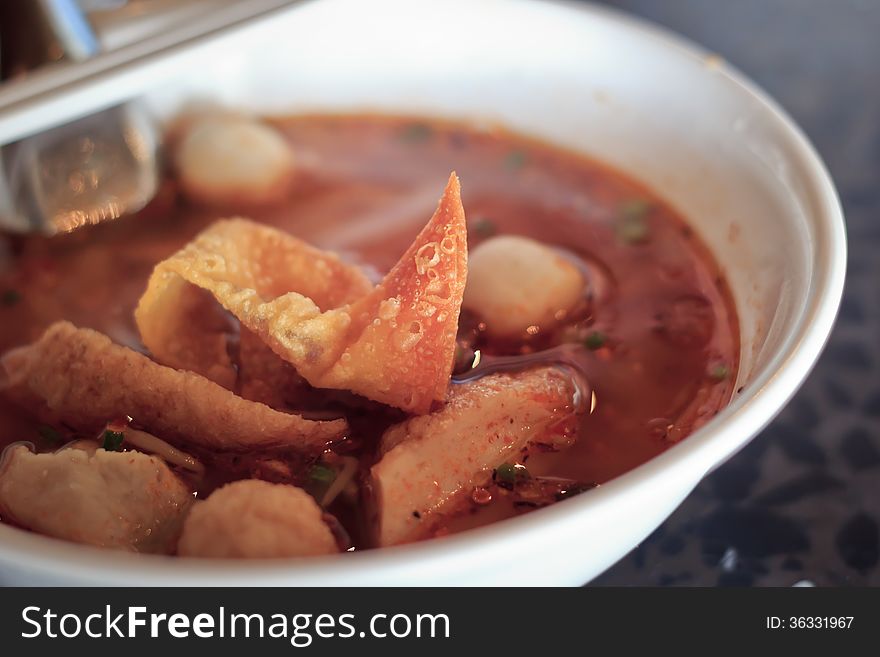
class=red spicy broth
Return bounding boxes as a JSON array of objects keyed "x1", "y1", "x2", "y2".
[{"x1": 0, "y1": 114, "x2": 738, "y2": 546}]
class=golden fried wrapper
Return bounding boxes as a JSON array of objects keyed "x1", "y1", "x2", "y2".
[
  {"x1": 136, "y1": 173, "x2": 468, "y2": 414},
  {"x1": 315, "y1": 174, "x2": 468, "y2": 413},
  {"x1": 236, "y1": 327, "x2": 310, "y2": 410},
  {"x1": 135, "y1": 216, "x2": 373, "y2": 388},
  {"x1": 0, "y1": 322, "x2": 346, "y2": 451}
]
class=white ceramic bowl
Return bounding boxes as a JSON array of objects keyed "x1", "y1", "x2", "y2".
[{"x1": 0, "y1": 0, "x2": 845, "y2": 585}]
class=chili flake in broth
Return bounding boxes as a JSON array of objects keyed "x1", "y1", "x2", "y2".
[{"x1": 0, "y1": 113, "x2": 738, "y2": 552}]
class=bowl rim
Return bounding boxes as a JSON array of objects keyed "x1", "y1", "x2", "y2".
[{"x1": 0, "y1": 0, "x2": 847, "y2": 585}]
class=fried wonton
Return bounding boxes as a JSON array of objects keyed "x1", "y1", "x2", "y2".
[
  {"x1": 0, "y1": 322, "x2": 345, "y2": 451},
  {"x1": 136, "y1": 173, "x2": 468, "y2": 414},
  {"x1": 135, "y1": 216, "x2": 373, "y2": 389},
  {"x1": 370, "y1": 367, "x2": 579, "y2": 546},
  {"x1": 236, "y1": 327, "x2": 310, "y2": 409}
]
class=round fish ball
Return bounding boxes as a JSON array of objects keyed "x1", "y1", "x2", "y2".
[
  {"x1": 176, "y1": 116, "x2": 295, "y2": 206},
  {"x1": 177, "y1": 480, "x2": 339, "y2": 558},
  {"x1": 464, "y1": 235, "x2": 585, "y2": 338}
]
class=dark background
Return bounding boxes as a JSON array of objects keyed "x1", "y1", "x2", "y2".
[{"x1": 590, "y1": 0, "x2": 879, "y2": 586}]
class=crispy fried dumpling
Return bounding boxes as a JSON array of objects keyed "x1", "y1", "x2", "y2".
[
  {"x1": 177, "y1": 479, "x2": 339, "y2": 558},
  {"x1": 136, "y1": 173, "x2": 467, "y2": 414},
  {"x1": 0, "y1": 444, "x2": 192, "y2": 553},
  {"x1": 135, "y1": 217, "x2": 373, "y2": 389},
  {"x1": 313, "y1": 174, "x2": 467, "y2": 413},
  {"x1": 0, "y1": 322, "x2": 345, "y2": 452},
  {"x1": 370, "y1": 367, "x2": 579, "y2": 546},
  {"x1": 236, "y1": 327, "x2": 312, "y2": 410}
]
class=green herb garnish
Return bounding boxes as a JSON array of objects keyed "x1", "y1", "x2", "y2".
[
  {"x1": 398, "y1": 123, "x2": 432, "y2": 143},
  {"x1": 584, "y1": 331, "x2": 606, "y2": 350},
  {"x1": 709, "y1": 363, "x2": 729, "y2": 381},
  {"x1": 1, "y1": 289, "x2": 21, "y2": 307},
  {"x1": 101, "y1": 429, "x2": 125, "y2": 451},
  {"x1": 621, "y1": 198, "x2": 651, "y2": 218},
  {"x1": 494, "y1": 462, "x2": 530, "y2": 488},
  {"x1": 503, "y1": 149, "x2": 528, "y2": 170},
  {"x1": 308, "y1": 463, "x2": 337, "y2": 487},
  {"x1": 472, "y1": 217, "x2": 497, "y2": 238},
  {"x1": 37, "y1": 425, "x2": 63, "y2": 445},
  {"x1": 616, "y1": 199, "x2": 652, "y2": 244}
]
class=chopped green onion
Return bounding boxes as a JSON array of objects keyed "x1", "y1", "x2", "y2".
[
  {"x1": 308, "y1": 463, "x2": 337, "y2": 487},
  {"x1": 584, "y1": 331, "x2": 606, "y2": 350},
  {"x1": 1, "y1": 289, "x2": 21, "y2": 307},
  {"x1": 503, "y1": 149, "x2": 528, "y2": 170},
  {"x1": 495, "y1": 463, "x2": 517, "y2": 485},
  {"x1": 472, "y1": 217, "x2": 497, "y2": 238},
  {"x1": 616, "y1": 199, "x2": 652, "y2": 244},
  {"x1": 306, "y1": 462, "x2": 338, "y2": 505},
  {"x1": 398, "y1": 123, "x2": 432, "y2": 143},
  {"x1": 37, "y1": 425, "x2": 62, "y2": 445},
  {"x1": 709, "y1": 363, "x2": 729, "y2": 381},
  {"x1": 617, "y1": 217, "x2": 649, "y2": 244},
  {"x1": 494, "y1": 462, "x2": 530, "y2": 487},
  {"x1": 101, "y1": 429, "x2": 125, "y2": 452},
  {"x1": 621, "y1": 198, "x2": 651, "y2": 219}
]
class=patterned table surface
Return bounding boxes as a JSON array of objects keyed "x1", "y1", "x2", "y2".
[{"x1": 590, "y1": 0, "x2": 878, "y2": 586}]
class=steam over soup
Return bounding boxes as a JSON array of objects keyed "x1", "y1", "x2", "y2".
[{"x1": 0, "y1": 114, "x2": 738, "y2": 556}]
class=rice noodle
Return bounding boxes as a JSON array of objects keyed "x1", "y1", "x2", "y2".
[
  {"x1": 118, "y1": 427, "x2": 205, "y2": 476},
  {"x1": 320, "y1": 456, "x2": 359, "y2": 507}
]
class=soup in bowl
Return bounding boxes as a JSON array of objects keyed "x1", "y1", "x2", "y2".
[{"x1": 0, "y1": 0, "x2": 844, "y2": 585}]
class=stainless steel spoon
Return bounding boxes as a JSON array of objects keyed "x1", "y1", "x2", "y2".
[{"x1": 0, "y1": 0, "x2": 159, "y2": 234}]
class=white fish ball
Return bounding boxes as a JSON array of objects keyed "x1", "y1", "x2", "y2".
[
  {"x1": 176, "y1": 116, "x2": 295, "y2": 206},
  {"x1": 464, "y1": 235, "x2": 585, "y2": 338}
]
